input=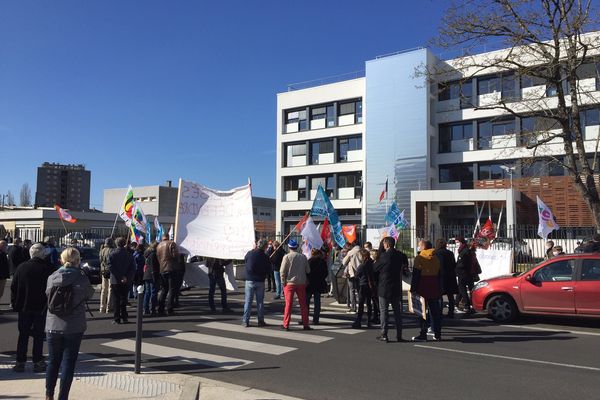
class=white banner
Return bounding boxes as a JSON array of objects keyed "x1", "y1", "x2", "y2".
[
  {"x1": 182, "y1": 262, "x2": 237, "y2": 291},
  {"x1": 474, "y1": 249, "x2": 513, "y2": 280},
  {"x1": 175, "y1": 179, "x2": 255, "y2": 260}
]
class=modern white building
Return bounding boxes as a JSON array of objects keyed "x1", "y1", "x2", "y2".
[{"x1": 276, "y1": 34, "x2": 600, "y2": 237}]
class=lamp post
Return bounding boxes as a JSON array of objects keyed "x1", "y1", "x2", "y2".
[{"x1": 500, "y1": 165, "x2": 517, "y2": 257}]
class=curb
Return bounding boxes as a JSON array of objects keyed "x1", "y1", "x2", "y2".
[{"x1": 179, "y1": 376, "x2": 200, "y2": 400}]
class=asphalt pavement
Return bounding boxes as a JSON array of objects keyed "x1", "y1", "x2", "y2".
[{"x1": 1, "y1": 282, "x2": 600, "y2": 400}]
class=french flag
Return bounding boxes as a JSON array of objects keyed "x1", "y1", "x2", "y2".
[{"x1": 379, "y1": 177, "x2": 388, "y2": 203}]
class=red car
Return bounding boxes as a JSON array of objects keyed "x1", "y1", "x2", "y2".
[{"x1": 472, "y1": 253, "x2": 600, "y2": 322}]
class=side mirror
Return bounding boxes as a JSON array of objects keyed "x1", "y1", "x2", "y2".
[{"x1": 525, "y1": 274, "x2": 533, "y2": 282}]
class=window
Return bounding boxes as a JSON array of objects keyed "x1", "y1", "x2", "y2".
[
  {"x1": 478, "y1": 119, "x2": 515, "y2": 149},
  {"x1": 356, "y1": 100, "x2": 363, "y2": 123},
  {"x1": 338, "y1": 136, "x2": 362, "y2": 162},
  {"x1": 478, "y1": 163, "x2": 509, "y2": 180},
  {"x1": 520, "y1": 74, "x2": 545, "y2": 88},
  {"x1": 439, "y1": 164, "x2": 473, "y2": 183},
  {"x1": 310, "y1": 140, "x2": 334, "y2": 165},
  {"x1": 581, "y1": 259, "x2": 600, "y2": 281},
  {"x1": 285, "y1": 143, "x2": 307, "y2": 166},
  {"x1": 477, "y1": 76, "x2": 500, "y2": 95},
  {"x1": 439, "y1": 123, "x2": 473, "y2": 153},
  {"x1": 439, "y1": 80, "x2": 473, "y2": 108},
  {"x1": 311, "y1": 176, "x2": 334, "y2": 198},
  {"x1": 285, "y1": 177, "x2": 307, "y2": 199},
  {"x1": 533, "y1": 260, "x2": 574, "y2": 282},
  {"x1": 501, "y1": 74, "x2": 519, "y2": 101},
  {"x1": 338, "y1": 172, "x2": 361, "y2": 198},
  {"x1": 311, "y1": 106, "x2": 327, "y2": 120},
  {"x1": 326, "y1": 105, "x2": 335, "y2": 127},
  {"x1": 339, "y1": 102, "x2": 355, "y2": 115},
  {"x1": 521, "y1": 160, "x2": 545, "y2": 177},
  {"x1": 285, "y1": 109, "x2": 308, "y2": 131},
  {"x1": 581, "y1": 108, "x2": 600, "y2": 127},
  {"x1": 549, "y1": 158, "x2": 565, "y2": 176}
]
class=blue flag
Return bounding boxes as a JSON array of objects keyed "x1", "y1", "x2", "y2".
[
  {"x1": 310, "y1": 185, "x2": 346, "y2": 248},
  {"x1": 385, "y1": 202, "x2": 408, "y2": 229},
  {"x1": 146, "y1": 222, "x2": 152, "y2": 243}
]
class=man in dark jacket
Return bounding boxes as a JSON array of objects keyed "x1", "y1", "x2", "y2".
[
  {"x1": 11, "y1": 243, "x2": 53, "y2": 372},
  {"x1": 206, "y1": 258, "x2": 232, "y2": 313},
  {"x1": 373, "y1": 236, "x2": 406, "y2": 342},
  {"x1": 435, "y1": 238, "x2": 458, "y2": 318},
  {"x1": 270, "y1": 241, "x2": 286, "y2": 299},
  {"x1": 8, "y1": 238, "x2": 27, "y2": 276},
  {"x1": 242, "y1": 239, "x2": 270, "y2": 327},
  {"x1": 108, "y1": 237, "x2": 135, "y2": 324},
  {"x1": 0, "y1": 240, "x2": 9, "y2": 303},
  {"x1": 157, "y1": 233, "x2": 180, "y2": 315},
  {"x1": 455, "y1": 236, "x2": 474, "y2": 314}
]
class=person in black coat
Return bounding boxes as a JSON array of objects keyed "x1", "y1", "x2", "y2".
[
  {"x1": 352, "y1": 248, "x2": 376, "y2": 329},
  {"x1": 435, "y1": 238, "x2": 459, "y2": 318},
  {"x1": 8, "y1": 238, "x2": 27, "y2": 276},
  {"x1": 0, "y1": 240, "x2": 9, "y2": 303},
  {"x1": 373, "y1": 236, "x2": 406, "y2": 342},
  {"x1": 142, "y1": 243, "x2": 161, "y2": 316},
  {"x1": 206, "y1": 257, "x2": 232, "y2": 313},
  {"x1": 306, "y1": 249, "x2": 328, "y2": 324},
  {"x1": 270, "y1": 241, "x2": 286, "y2": 299},
  {"x1": 454, "y1": 237, "x2": 474, "y2": 313},
  {"x1": 108, "y1": 237, "x2": 135, "y2": 323}
]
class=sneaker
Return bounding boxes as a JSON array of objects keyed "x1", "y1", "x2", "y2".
[
  {"x1": 13, "y1": 362, "x2": 25, "y2": 373},
  {"x1": 412, "y1": 334, "x2": 427, "y2": 342},
  {"x1": 430, "y1": 336, "x2": 441, "y2": 341},
  {"x1": 376, "y1": 335, "x2": 389, "y2": 343},
  {"x1": 33, "y1": 360, "x2": 47, "y2": 373}
]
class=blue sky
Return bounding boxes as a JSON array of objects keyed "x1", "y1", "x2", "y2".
[{"x1": 0, "y1": 0, "x2": 446, "y2": 209}]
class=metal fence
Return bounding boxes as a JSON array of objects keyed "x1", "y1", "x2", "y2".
[{"x1": 0, "y1": 227, "x2": 132, "y2": 249}]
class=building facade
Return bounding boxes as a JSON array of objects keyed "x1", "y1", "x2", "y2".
[
  {"x1": 276, "y1": 35, "x2": 600, "y2": 236},
  {"x1": 35, "y1": 162, "x2": 91, "y2": 211}
]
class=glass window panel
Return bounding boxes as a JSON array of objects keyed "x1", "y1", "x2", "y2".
[
  {"x1": 522, "y1": 160, "x2": 545, "y2": 177},
  {"x1": 586, "y1": 108, "x2": 600, "y2": 126},
  {"x1": 478, "y1": 76, "x2": 500, "y2": 95},
  {"x1": 577, "y1": 63, "x2": 597, "y2": 80},
  {"x1": 311, "y1": 107, "x2": 326, "y2": 116},
  {"x1": 339, "y1": 102, "x2": 355, "y2": 115},
  {"x1": 326, "y1": 105, "x2": 335, "y2": 127},
  {"x1": 298, "y1": 178, "x2": 306, "y2": 189},
  {"x1": 582, "y1": 259, "x2": 600, "y2": 281}
]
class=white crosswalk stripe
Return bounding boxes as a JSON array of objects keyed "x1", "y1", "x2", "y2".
[
  {"x1": 155, "y1": 330, "x2": 297, "y2": 355},
  {"x1": 102, "y1": 339, "x2": 253, "y2": 370},
  {"x1": 261, "y1": 318, "x2": 364, "y2": 335},
  {"x1": 198, "y1": 321, "x2": 333, "y2": 343}
]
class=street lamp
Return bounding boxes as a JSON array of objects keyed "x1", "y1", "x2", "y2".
[{"x1": 500, "y1": 164, "x2": 517, "y2": 256}]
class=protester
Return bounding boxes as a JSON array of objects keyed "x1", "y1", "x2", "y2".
[
  {"x1": 306, "y1": 248, "x2": 328, "y2": 325},
  {"x1": 270, "y1": 241, "x2": 286, "y2": 300},
  {"x1": 8, "y1": 237, "x2": 27, "y2": 276},
  {"x1": 265, "y1": 241, "x2": 275, "y2": 292},
  {"x1": 0, "y1": 240, "x2": 9, "y2": 305},
  {"x1": 369, "y1": 249, "x2": 381, "y2": 324},
  {"x1": 553, "y1": 245, "x2": 565, "y2": 256},
  {"x1": 143, "y1": 242, "x2": 161, "y2": 316},
  {"x1": 206, "y1": 258, "x2": 233, "y2": 313},
  {"x1": 545, "y1": 240, "x2": 555, "y2": 260},
  {"x1": 373, "y1": 236, "x2": 405, "y2": 342},
  {"x1": 326, "y1": 245, "x2": 340, "y2": 298},
  {"x1": 98, "y1": 238, "x2": 114, "y2": 314},
  {"x1": 11, "y1": 243, "x2": 53, "y2": 372},
  {"x1": 411, "y1": 240, "x2": 443, "y2": 341},
  {"x1": 45, "y1": 247, "x2": 94, "y2": 400},
  {"x1": 352, "y1": 248, "x2": 376, "y2": 329},
  {"x1": 23, "y1": 239, "x2": 32, "y2": 262},
  {"x1": 280, "y1": 239, "x2": 311, "y2": 330},
  {"x1": 583, "y1": 234, "x2": 600, "y2": 252},
  {"x1": 435, "y1": 238, "x2": 458, "y2": 318},
  {"x1": 455, "y1": 236, "x2": 475, "y2": 314},
  {"x1": 132, "y1": 243, "x2": 146, "y2": 299},
  {"x1": 242, "y1": 239, "x2": 270, "y2": 327},
  {"x1": 363, "y1": 242, "x2": 373, "y2": 251},
  {"x1": 342, "y1": 241, "x2": 361, "y2": 313},
  {"x1": 157, "y1": 233, "x2": 180, "y2": 316},
  {"x1": 43, "y1": 236, "x2": 60, "y2": 269},
  {"x1": 4, "y1": 232, "x2": 13, "y2": 243},
  {"x1": 108, "y1": 237, "x2": 135, "y2": 324},
  {"x1": 172, "y1": 254, "x2": 186, "y2": 308}
]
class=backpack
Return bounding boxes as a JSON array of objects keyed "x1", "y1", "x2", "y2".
[{"x1": 48, "y1": 284, "x2": 78, "y2": 317}]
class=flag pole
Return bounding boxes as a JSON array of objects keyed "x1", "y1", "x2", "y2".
[
  {"x1": 110, "y1": 212, "x2": 119, "y2": 238},
  {"x1": 385, "y1": 175, "x2": 389, "y2": 215},
  {"x1": 271, "y1": 211, "x2": 308, "y2": 259},
  {"x1": 59, "y1": 215, "x2": 69, "y2": 237}
]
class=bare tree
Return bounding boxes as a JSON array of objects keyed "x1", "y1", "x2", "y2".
[
  {"x1": 6, "y1": 191, "x2": 15, "y2": 206},
  {"x1": 19, "y1": 183, "x2": 32, "y2": 206},
  {"x1": 426, "y1": 0, "x2": 600, "y2": 228}
]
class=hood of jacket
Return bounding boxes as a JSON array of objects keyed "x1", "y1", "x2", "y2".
[
  {"x1": 419, "y1": 248, "x2": 436, "y2": 260},
  {"x1": 49, "y1": 266, "x2": 84, "y2": 287}
]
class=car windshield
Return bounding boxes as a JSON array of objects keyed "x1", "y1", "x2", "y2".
[{"x1": 79, "y1": 248, "x2": 99, "y2": 259}]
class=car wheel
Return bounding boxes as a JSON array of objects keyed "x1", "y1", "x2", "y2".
[{"x1": 486, "y1": 294, "x2": 518, "y2": 323}]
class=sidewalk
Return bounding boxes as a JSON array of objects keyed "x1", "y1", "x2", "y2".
[{"x1": 0, "y1": 354, "x2": 303, "y2": 400}]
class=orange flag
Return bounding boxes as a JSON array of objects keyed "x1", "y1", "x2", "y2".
[{"x1": 342, "y1": 225, "x2": 356, "y2": 243}]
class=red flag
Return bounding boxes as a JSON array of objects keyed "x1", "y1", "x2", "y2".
[
  {"x1": 294, "y1": 213, "x2": 309, "y2": 233},
  {"x1": 475, "y1": 217, "x2": 495, "y2": 249},
  {"x1": 320, "y1": 217, "x2": 332, "y2": 250},
  {"x1": 342, "y1": 225, "x2": 356, "y2": 243},
  {"x1": 54, "y1": 205, "x2": 77, "y2": 223},
  {"x1": 379, "y1": 177, "x2": 388, "y2": 203}
]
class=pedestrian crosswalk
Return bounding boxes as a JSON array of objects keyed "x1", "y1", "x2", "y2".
[{"x1": 101, "y1": 309, "x2": 368, "y2": 371}]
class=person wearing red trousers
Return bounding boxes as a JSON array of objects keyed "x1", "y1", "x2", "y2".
[{"x1": 280, "y1": 239, "x2": 311, "y2": 331}]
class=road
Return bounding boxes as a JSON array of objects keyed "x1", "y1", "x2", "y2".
[{"x1": 1, "y1": 284, "x2": 600, "y2": 400}]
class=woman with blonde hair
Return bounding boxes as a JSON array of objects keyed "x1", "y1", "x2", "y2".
[{"x1": 45, "y1": 247, "x2": 94, "y2": 400}]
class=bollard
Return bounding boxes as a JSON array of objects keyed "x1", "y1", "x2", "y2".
[{"x1": 135, "y1": 284, "x2": 145, "y2": 374}]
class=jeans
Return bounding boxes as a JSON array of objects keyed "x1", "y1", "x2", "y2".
[
  {"x1": 444, "y1": 294, "x2": 455, "y2": 316},
  {"x1": 143, "y1": 280, "x2": 158, "y2": 313},
  {"x1": 111, "y1": 284, "x2": 129, "y2": 322},
  {"x1": 99, "y1": 276, "x2": 112, "y2": 313},
  {"x1": 16, "y1": 310, "x2": 46, "y2": 363},
  {"x1": 379, "y1": 296, "x2": 403, "y2": 339},
  {"x1": 46, "y1": 332, "x2": 83, "y2": 400},
  {"x1": 158, "y1": 272, "x2": 176, "y2": 313},
  {"x1": 283, "y1": 284, "x2": 309, "y2": 328},
  {"x1": 242, "y1": 281, "x2": 265, "y2": 324},
  {"x1": 172, "y1": 269, "x2": 184, "y2": 306},
  {"x1": 305, "y1": 288, "x2": 321, "y2": 323},
  {"x1": 208, "y1": 273, "x2": 227, "y2": 311},
  {"x1": 273, "y1": 271, "x2": 282, "y2": 297},
  {"x1": 421, "y1": 297, "x2": 442, "y2": 338},
  {"x1": 347, "y1": 278, "x2": 358, "y2": 311},
  {"x1": 266, "y1": 268, "x2": 274, "y2": 291}
]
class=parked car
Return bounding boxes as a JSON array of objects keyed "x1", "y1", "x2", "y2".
[
  {"x1": 61, "y1": 232, "x2": 105, "y2": 249},
  {"x1": 78, "y1": 246, "x2": 101, "y2": 284},
  {"x1": 472, "y1": 253, "x2": 600, "y2": 322}
]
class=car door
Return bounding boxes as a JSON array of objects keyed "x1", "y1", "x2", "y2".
[
  {"x1": 520, "y1": 259, "x2": 576, "y2": 313},
  {"x1": 575, "y1": 259, "x2": 600, "y2": 315}
]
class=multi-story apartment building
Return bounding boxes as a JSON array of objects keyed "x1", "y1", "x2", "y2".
[
  {"x1": 35, "y1": 162, "x2": 91, "y2": 211},
  {"x1": 277, "y1": 34, "x2": 600, "y2": 236}
]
